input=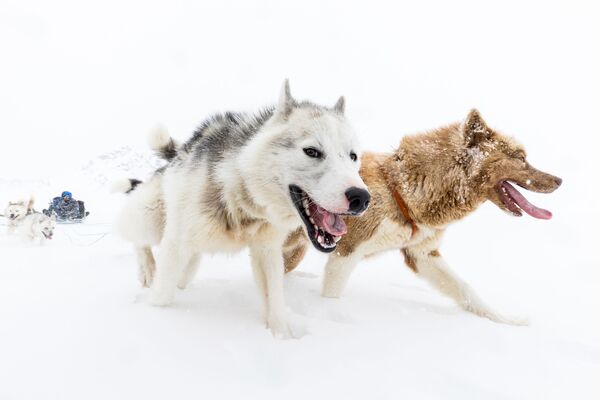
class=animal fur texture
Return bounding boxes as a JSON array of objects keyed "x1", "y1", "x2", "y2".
[
  {"x1": 18, "y1": 212, "x2": 56, "y2": 244},
  {"x1": 114, "y1": 81, "x2": 369, "y2": 338},
  {"x1": 283, "y1": 109, "x2": 562, "y2": 324},
  {"x1": 4, "y1": 197, "x2": 35, "y2": 234}
]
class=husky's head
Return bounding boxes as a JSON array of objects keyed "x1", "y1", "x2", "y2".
[
  {"x1": 34, "y1": 213, "x2": 56, "y2": 240},
  {"x1": 4, "y1": 201, "x2": 28, "y2": 221},
  {"x1": 462, "y1": 109, "x2": 562, "y2": 219},
  {"x1": 249, "y1": 81, "x2": 369, "y2": 252}
]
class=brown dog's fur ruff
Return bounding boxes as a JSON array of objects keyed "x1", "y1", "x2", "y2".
[{"x1": 284, "y1": 109, "x2": 562, "y2": 324}]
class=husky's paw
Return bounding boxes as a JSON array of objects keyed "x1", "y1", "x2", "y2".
[
  {"x1": 147, "y1": 288, "x2": 175, "y2": 307},
  {"x1": 138, "y1": 266, "x2": 154, "y2": 288},
  {"x1": 267, "y1": 315, "x2": 296, "y2": 339}
]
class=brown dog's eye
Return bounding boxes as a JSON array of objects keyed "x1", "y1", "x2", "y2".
[{"x1": 350, "y1": 152, "x2": 357, "y2": 162}]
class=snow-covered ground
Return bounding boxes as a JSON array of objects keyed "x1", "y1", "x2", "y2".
[{"x1": 1, "y1": 1, "x2": 599, "y2": 399}]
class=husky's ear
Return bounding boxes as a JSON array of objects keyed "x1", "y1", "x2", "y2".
[
  {"x1": 27, "y1": 196, "x2": 35, "y2": 211},
  {"x1": 275, "y1": 79, "x2": 295, "y2": 118},
  {"x1": 463, "y1": 109, "x2": 491, "y2": 147},
  {"x1": 333, "y1": 96, "x2": 345, "y2": 114}
]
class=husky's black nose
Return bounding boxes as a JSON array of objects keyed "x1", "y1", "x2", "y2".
[{"x1": 345, "y1": 187, "x2": 370, "y2": 215}]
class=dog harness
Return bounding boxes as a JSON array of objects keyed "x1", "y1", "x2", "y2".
[{"x1": 380, "y1": 165, "x2": 418, "y2": 239}]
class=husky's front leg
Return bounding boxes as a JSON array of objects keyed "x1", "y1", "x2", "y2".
[
  {"x1": 403, "y1": 246, "x2": 526, "y2": 325},
  {"x1": 6, "y1": 223, "x2": 16, "y2": 235},
  {"x1": 250, "y1": 232, "x2": 292, "y2": 338}
]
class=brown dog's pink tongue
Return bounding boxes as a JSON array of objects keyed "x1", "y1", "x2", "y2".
[
  {"x1": 310, "y1": 205, "x2": 347, "y2": 236},
  {"x1": 503, "y1": 182, "x2": 552, "y2": 220}
]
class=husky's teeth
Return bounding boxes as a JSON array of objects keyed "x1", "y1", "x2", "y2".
[
  {"x1": 302, "y1": 199, "x2": 308, "y2": 208},
  {"x1": 317, "y1": 235, "x2": 324, "y2": 244},
  {"x1": 334, "y1": 236, "x2": 342, "y2": 243},
  {"x1": 309, "y1": 217, "x2": 315, "y2": 224},
  {"x1": 305, "y1": 209, "x2": 311, "y2": 216}
]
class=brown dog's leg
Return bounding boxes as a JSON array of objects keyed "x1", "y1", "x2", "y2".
[
  {"x1": 282, "y1": 227, "x2": 309, "y2": 273},
  {"x1": 403, "y1": 246, "x2": 526, "y2": 325},
  {"x1": 322, "y1": 251, "x2": 363, "y2": 298}
]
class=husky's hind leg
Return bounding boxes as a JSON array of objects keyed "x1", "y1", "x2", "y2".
[
  {"x1": 149, "y1": 237, "x2": 193, "y2": 306},
  {"x1": 177, "y1": 253, "x2": 201, "y2": 290},
  {"x1": 403, "y1": 247, "x2": 527, "y2": 325},
  {"x1": 135, "y1": 246, "x2": 156, "y2": 288}
]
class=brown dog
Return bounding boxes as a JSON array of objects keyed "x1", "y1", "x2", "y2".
[{"x1": 284, "y1": 109, "x2": 562, "y2": 324}]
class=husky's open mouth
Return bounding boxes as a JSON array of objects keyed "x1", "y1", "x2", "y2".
[
  {"x1": 289, "y1": 185, "x2": 347, "y2": 252},
  {"x1": 43, "y1": 231, "x2": 53, "y2": 240},
  {"x1": 496, "y1": 180, "x2": 552, "y2": 219}
]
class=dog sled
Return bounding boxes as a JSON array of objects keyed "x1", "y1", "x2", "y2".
[{"x1": 42, "y1": 191, "x2": 90, "y2": 223}]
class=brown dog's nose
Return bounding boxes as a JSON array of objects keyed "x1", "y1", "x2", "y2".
[{"x1": 554, "y1": 177, "x2": 563, "y2": 187}]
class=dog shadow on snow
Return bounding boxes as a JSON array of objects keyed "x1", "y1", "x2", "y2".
[{"x1": 130, "y1": 262, "x2": 481, "y2": 339}]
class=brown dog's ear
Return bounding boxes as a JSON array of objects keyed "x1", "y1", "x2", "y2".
[{"x1": 463, "y1": 109, "x2": 492, "y2": 147}]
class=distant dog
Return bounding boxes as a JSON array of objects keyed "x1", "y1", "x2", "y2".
[
  {"x1": 284, "y1": 109, "x2": 562, "y2": 324},
  {"x1": 19, "y1": 212, "x2": 56, "y2": 244},
  {"x1": 115, "y1": 81, "x2": 369, "y2": 337},
  {"x1": 4, "y1": 197, "x2": 35, "y2": 233}
]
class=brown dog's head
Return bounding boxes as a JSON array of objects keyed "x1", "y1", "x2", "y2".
[{"x1": 464, "y1": 109, "x2": 562, "y2": 219}]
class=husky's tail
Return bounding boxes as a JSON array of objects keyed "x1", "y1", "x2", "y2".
[
  {"x1": 148, "y1": 124, "x2": 179, "y2": 161},
  {"x1": 111, "y1": 178, "x2": 143, "y2": 194}
]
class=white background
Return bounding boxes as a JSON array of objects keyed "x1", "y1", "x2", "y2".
[{"x1": 1, "y1": 1, "x2": 599, "y2": 399}]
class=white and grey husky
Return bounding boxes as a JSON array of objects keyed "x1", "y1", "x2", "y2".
[
  {"x1": 115, "y1": 81, "x2": 370, "y2": 337},
  {"x1": 4, "y1": 197, "x2": 35, "y2": 233},
  {"x1": 19, "y1": 212, "x2": 56, "y2": 244}
]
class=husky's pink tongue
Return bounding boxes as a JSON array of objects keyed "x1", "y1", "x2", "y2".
[
  {"x1": 503, "y1": 181, "x2": 552, "y2": 220},
  {"x1": 310, "y1": 205, "x2": 347, "y2": 236}
]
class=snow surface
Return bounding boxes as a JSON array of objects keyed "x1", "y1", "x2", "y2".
[{"x1": 1, "y1": 1, "x2": 599, "y2": 399}]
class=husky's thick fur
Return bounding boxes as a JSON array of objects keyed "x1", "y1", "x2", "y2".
[
  {"x1": 4, "y1": 197, "x2": 35, "y2": 233},
  {"x1": 115, "y1": 81, "x2": 369, "y2": 337},
  {"x1": 284, "y1": 109, "x2": 562, "y2": 324},
  {"x1": 19, "y1": 212, "x2": 56, "y2": 244}
]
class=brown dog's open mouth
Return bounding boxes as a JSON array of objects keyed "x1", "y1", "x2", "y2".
[
  {"x1": 497, "y1": 181, "x2": 552, "y2": 219},
  {"x1": 289, "y1": 185, "x2": 347, "y2": 252}
]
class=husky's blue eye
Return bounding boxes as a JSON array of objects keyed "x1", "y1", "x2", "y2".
[
  {"x1": 350, "y1": 152, "x2": 357, "y2": 162},
  {"x1": 303, "y1": 147, "x2": 322, "y2": 158}
]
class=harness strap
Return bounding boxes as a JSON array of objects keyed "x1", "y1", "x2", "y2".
[{"x1": 380, "y1": 166, "x2": 418, "y2": 239}]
